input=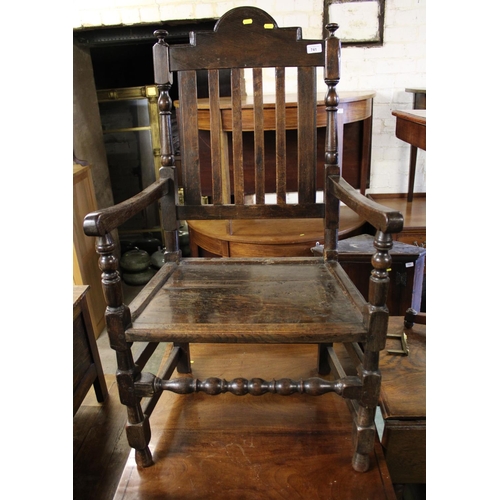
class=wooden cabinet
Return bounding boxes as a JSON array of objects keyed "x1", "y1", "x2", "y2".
[
  {"x1": 73, "y1": 164, "x2": 106, "y2": 337},
  {"x1": 337, "y1": 235, "x2": 426, "y2": 315},
  {"x1": 73, "y1": 285, "x2": 108, "y2": 415}
]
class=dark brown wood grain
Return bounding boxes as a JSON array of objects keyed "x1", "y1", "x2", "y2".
[
  {"x1": 333, "y1": 177, "x2": 404, "y2": 234},
  {"x1": 230, "y1": 67, "x2": 245, "y2": 204},
  {"x1": 83, "y1": 6, "x2": 404, "y2": 475},
  {"x1": 168, "y1": 7, "x2": 325, "y2": 71},
  {"x1": 180, "y1": 93, "x2": 375, "y2": 200},
  {"x1": 297, "y1": 66, "x2": 317, "y2": 203},
  {"x1": 275, "y1": 66, "x2": 286, "y2": 204},
  {"x1": 178, "y1": 70, "x2": 202, "y2": 206},
  {"x1": 83, "y1": 177, "x2": 169, "y2": 237}
]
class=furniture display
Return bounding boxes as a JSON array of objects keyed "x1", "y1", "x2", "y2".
[
  {"x1": 392, "y1": 109, "x2": 426, "y2": 202},
  {"x1": 83, "y1": 6, "x2": 404, "y2": 474},
  {"x1": 73, "y1": 164, "x2": 106, "y2": 336},
  {"x1": 73, "y1": 285, "x2": 108, "y2": 415},
  {"x1": 379, "y1": 316, "x2": 426, "y2": 484},
  {"x1": 114, "y1": 343, "x2": 397, "y2": 499}
]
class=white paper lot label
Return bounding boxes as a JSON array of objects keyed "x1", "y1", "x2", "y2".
[{"x1": 307, "y1": 43, "x2": 322, "y2": 54}]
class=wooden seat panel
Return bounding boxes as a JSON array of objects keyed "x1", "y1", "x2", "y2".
[{"x1": 127, "y1": 259, "x2": 367, "y2": 343}]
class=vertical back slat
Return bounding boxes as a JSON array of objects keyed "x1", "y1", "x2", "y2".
[
  {"x1": 275, "y1": 67, "x2": 286, "y2": 205},
  {"x1": 297, "y1": 66, "x2": 317, "y2": 204},
  {"x1": 178, "y1": 70, "x2": 201, "y2": 206},
  {"x1": 253, "y1": 68, "x2": 265, "y2": 204},
  {"x1": 208, "y1": 69, "x2": 223, "y2": 204},
  {"x1": 231, "y1": 68, "x2": 245, "y2": 205}
]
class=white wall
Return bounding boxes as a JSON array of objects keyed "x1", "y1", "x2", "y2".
[{"x1": 73, "y1": 0, "x2": 426, "y2": 195}]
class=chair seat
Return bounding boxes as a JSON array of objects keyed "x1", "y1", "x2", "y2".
[{"x1": 126, "y1": 258, "x2": 368, "y2": 344}]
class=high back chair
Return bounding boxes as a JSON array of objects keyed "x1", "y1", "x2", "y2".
[{"x1": 84, "y1": 6, "x2": 403, "y2": 473}]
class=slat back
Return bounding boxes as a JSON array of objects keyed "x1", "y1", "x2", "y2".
[{"x1": 154, "y1": 6, "x2": 340, "y2": 228}]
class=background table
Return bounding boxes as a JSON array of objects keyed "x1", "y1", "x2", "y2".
[
  {"x1": 405, "y1": 87, "x2": 426, "y2": 110},
  {"x1": 404, "y1": 88, "x2": 426, "y2": 203},
  {"x1": 392, "y1": 109, "x2": 426, "y2": 202},
  {"x1": 188, "y1": 205, "x2": 366, "y2": 257}
]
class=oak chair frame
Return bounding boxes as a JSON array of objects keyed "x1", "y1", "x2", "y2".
[{"x1": 84, "y1": 7, "x2": 403, "y2": 473}]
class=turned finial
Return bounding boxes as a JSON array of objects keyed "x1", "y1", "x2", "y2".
[
  {"x1": 326, "y1": 23, "x2": 339, "y2": 37},
  {"x1": 154, "y1": 29, "x2": 169, "y2": 43}
]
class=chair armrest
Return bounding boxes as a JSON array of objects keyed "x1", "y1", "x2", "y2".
[
  {"x1": 83, "y1": 178, "x2": 169, "y2": 237},
  {"x1": 331, "y1": 177, "x2": 404, "y2": 234}
]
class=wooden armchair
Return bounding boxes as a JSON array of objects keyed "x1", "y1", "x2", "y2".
[{"x1": 84, "y1": 6, "x2": 403, "y2": 473}]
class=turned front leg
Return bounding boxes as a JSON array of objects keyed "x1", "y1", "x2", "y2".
[
  {"x1": 352, "y1": 230, "x2": 392, "y2": 472},
  {"x1": 97, "y1": 233, "x2": 154, "y2": 468}
]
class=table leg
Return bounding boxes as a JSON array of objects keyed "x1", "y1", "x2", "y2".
[{"x1": 407, "y1": 145, "x2": 418, "y2": 202}]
